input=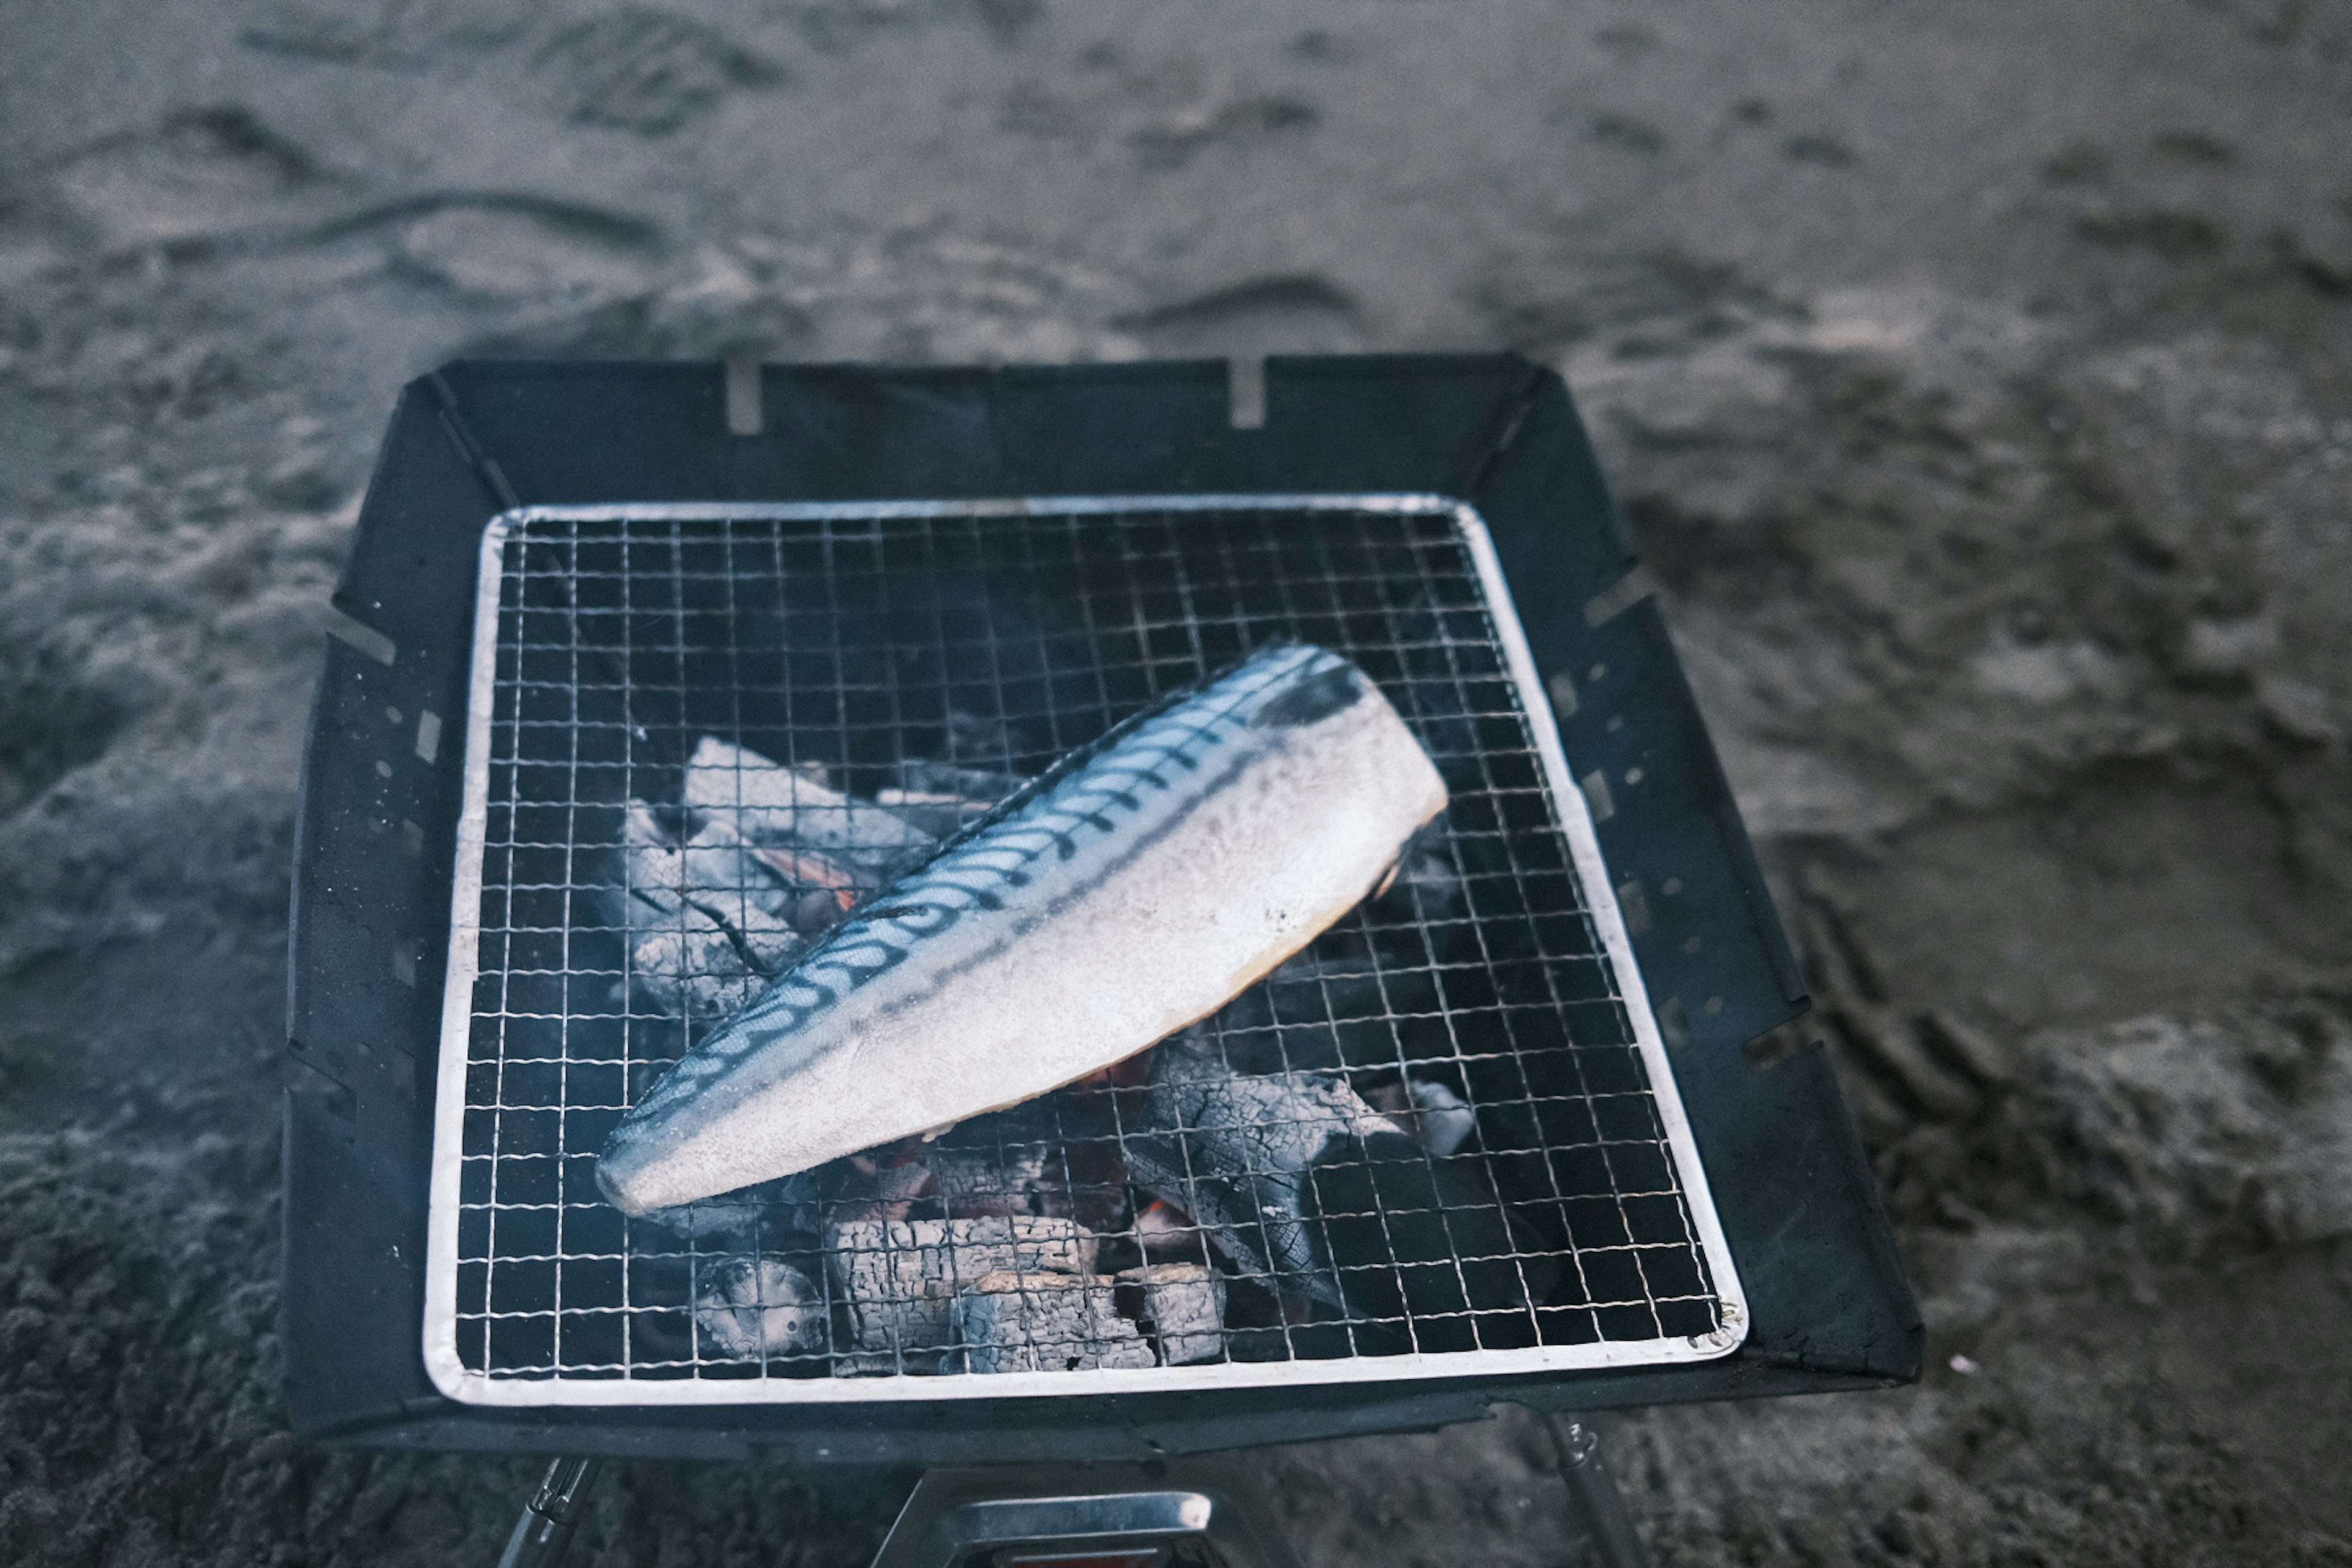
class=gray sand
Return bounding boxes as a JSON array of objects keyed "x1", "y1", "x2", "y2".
[{"x1": 2, "y1": 2, "x2": 2348, "y2": 1562}]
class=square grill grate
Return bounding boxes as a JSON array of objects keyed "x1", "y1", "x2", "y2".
[{"x1": 423, "y1": 496, "x2": 1746, "y2": 1404}]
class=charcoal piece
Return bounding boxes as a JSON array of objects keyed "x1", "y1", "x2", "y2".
[
  {"x1": 897, "y1": 759, "x2": 1029, "y2": 801},
  {"x1": 1368, "y1": 1077, "x2": 1481, "y2": 1158},
  {"x1": 1298, "y1": 1129, "x2": 1557, "y2": 1354},
  {"x1": 1125, "y1": 1040, "x2": 1549, "y2": 1347},
  {"x1": 1121, "y1": 1038, "x2": 1404, "y2": 1309},
  {"x1": 614, "y1": 801, "x2": 803, "y2": 1019},
  {"x1": 1132, "y1": 1199, "x2": 1216, "y2": 1266},
  {"x1": 833, "y1": 1148, "x2": 938, "y2": 1224},
  {"x1": 636, "y1": 1165, "x2": 843, "y2": 1244},
  {"x1": 872, "y1": 788, "x2": 992, "y2": 838},
  {"x1": 625, "y1": 923, "x2": 768, "y2": 1021},
  {"x1": 692, "y1": 1257, "x2": 827, "y2": 1360},
  {"x1": 1118, "y1": 1262, "x2": 1226, "y2": 1365},
  {"x1": 952, "y1": 1271, "x2": 1153, "y2": 1374},
  {"x1": 831, "y1": 1349, "x2": 943, "y2": 1378},
  {"x1": 879, "y1": 760, "x2": 1031, "y2": 835},
  {"x1": 827, "y1": 1215, "x2": 1097, "y2": 1356},
  {"x1": 925, "y1": 1140, "x2": 1050, "y2": 1218},
  {"x1": 1405, "y1": 1079, "x2": 1479, "y2": 1156},
  {"x1": 683, "y1": 737, "x2": 933, "y2": 878},
  {"x1": 934, "y1": 1093, "x2": 1134, "y2": 1233}
]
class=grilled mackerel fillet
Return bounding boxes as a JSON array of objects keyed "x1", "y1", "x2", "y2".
[{"x1": 597, "y1": 643, "x2": 1449, "y2": 1218}]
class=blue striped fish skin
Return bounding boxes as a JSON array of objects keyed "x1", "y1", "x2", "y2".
[{"x1": 597, "y1": 642, "x2": 1449, "y2": 1219}]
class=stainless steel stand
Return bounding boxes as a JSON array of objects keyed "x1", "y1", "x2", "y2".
[
  {"x1": 497, "y1": 1457, "x2": 603, "y2": 1568},
  {"x1": 1537, "y1": 1412, "x2": 1654, "y2": 1568}
]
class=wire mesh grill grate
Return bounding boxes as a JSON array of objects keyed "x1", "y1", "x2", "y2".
[{"x1": 429, "y1": 499, "x2": 1736, "y2": 1400}]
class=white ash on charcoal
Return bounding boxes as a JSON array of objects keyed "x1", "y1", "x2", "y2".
[
  {"x1": 1117, "y1": 1262, "x2": 1227, "y2": 1365},
  {"x1": 1124, "y1": 1037, "x2": 1555, "y2": 1354},
  {"x1": 691, "y1": 1257, "x2": 829, "y2": 1360},
  {"x1": 683, "y1": 736, "x2": 933, "y2": 882},
  {"x1": 1366, "y1": 1077, "x2": 1480, "y2": 1158},
  {"x1": 826, "y1": 1214, "x2": 1098, "y2": 1364},
  {"x1": 1132, "y1": 1198, "x2": 1217, "y2": 1265},
  {"x1": 609, "y1": 737, "x2": 950, "y2": 1021},
  {"x1": 924, "y1": 1139, "x2": 1052, "y2": 1218},
  {"x1": 875, "y1": 760, "x2": 1031, "y2": 835},
  {"x1": 612, "y1": 801, "x2": 804, "y2": 1020},
  {"x1": 1122, "y1": 1035, "x2": 1404, "y2": 1310},
  {"x1": 951, "y1": 1270, "x2": 1155, "y2": 1374}
]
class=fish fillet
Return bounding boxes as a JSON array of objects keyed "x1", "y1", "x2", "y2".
[{"x1": 596, "y1": 643, "x2": 1449, "y2": 1218}]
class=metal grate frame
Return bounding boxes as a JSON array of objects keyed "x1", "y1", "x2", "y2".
[{"x1": 423, "y1": 496, "x2": 1745, "y2": 1406}]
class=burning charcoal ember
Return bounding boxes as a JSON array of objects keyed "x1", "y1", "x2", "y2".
[
  {"x1": 1121, "y1": 1037, "x2": 1406, "y2": 1310},
  {"x1": 1131, "y1": 1199, "x2": 1215, "y2": 1265},
  {"x1": 827, "y1": 1215, "x2": 1098, "y2": 1361},
  {"x1": 692, "y1": 1257, "x2": 829, "y2": 1360},
  {"x1": 952, "y1": 1272, "x2": 1154, "y2": 1374},
  {"x1": 1117, "y1": 1262, "x2": 1227, "y2": 1365},
  {"x1": 683, "y1": 737, "x2": 933, "y2": 880}
]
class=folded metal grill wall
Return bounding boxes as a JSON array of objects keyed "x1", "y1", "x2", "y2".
[{"x1": 287, "y1": 357, "x2": 1920, "y2": 1461}]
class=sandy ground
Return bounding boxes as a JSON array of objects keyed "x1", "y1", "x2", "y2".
[{"x1": 2, "y1": 2, "x2": 2350, "y2": 1564}]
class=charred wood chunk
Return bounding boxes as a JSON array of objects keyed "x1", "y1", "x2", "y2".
[
  {"x1": 1305, "y1": 1130, "x2": 1555, "y2": 1354},
  {"x1": 636, "y1": 1165, "x2": 843, "y2": 1245},
  {"x1": 827, "y1": 1215, "x2": 1098, "y2": 1358},
  {"x1": 616, "y1": 800, "x2": 805, "y2": 1019},
  {"x1": 952, "y1": 1272, "x2": 1153, "y2": 1374},
  {"x1": 683, "y1": 737, "x2": 933, "y2": 880},
  {"x1": 1117, "y1": 1262, "x2": 1227, "y2": 1365},
  {"x1": 875, "y1": 760, "x2": 1027, "y2": 836},
  {"x1": 625, "y1": 921, "x2": 772, "y2": 1022},
  {"x1": 1123, "y1": 1038, "x2": 1403, "y2": 1310},
  {"x1": 925, "y1": 1140, "x2": 1050, "y2": 1219},
  {"x1": 692, "y1": 1257, "x2": 828, "y2": 1360},
  {"x1": 1365, "y1": 1076, "x2": 1482, "y2": 1156}
]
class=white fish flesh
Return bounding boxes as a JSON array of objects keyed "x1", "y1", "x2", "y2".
[{"x1": 596, "y1": 642, "x2": 1449, "y2": 1218}]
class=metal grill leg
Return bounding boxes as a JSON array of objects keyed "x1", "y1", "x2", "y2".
[
  {"x1": 497, "y1": 1457, "x2": 604, "y2": 1568},
  {"x1": 1539, "y1": 1414, "x2": 1652, "y2": 1568}
]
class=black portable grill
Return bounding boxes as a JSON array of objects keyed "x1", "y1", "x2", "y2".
[{"x1": 285, "y1": 357, "x2": 1916, "y2": 1479}]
